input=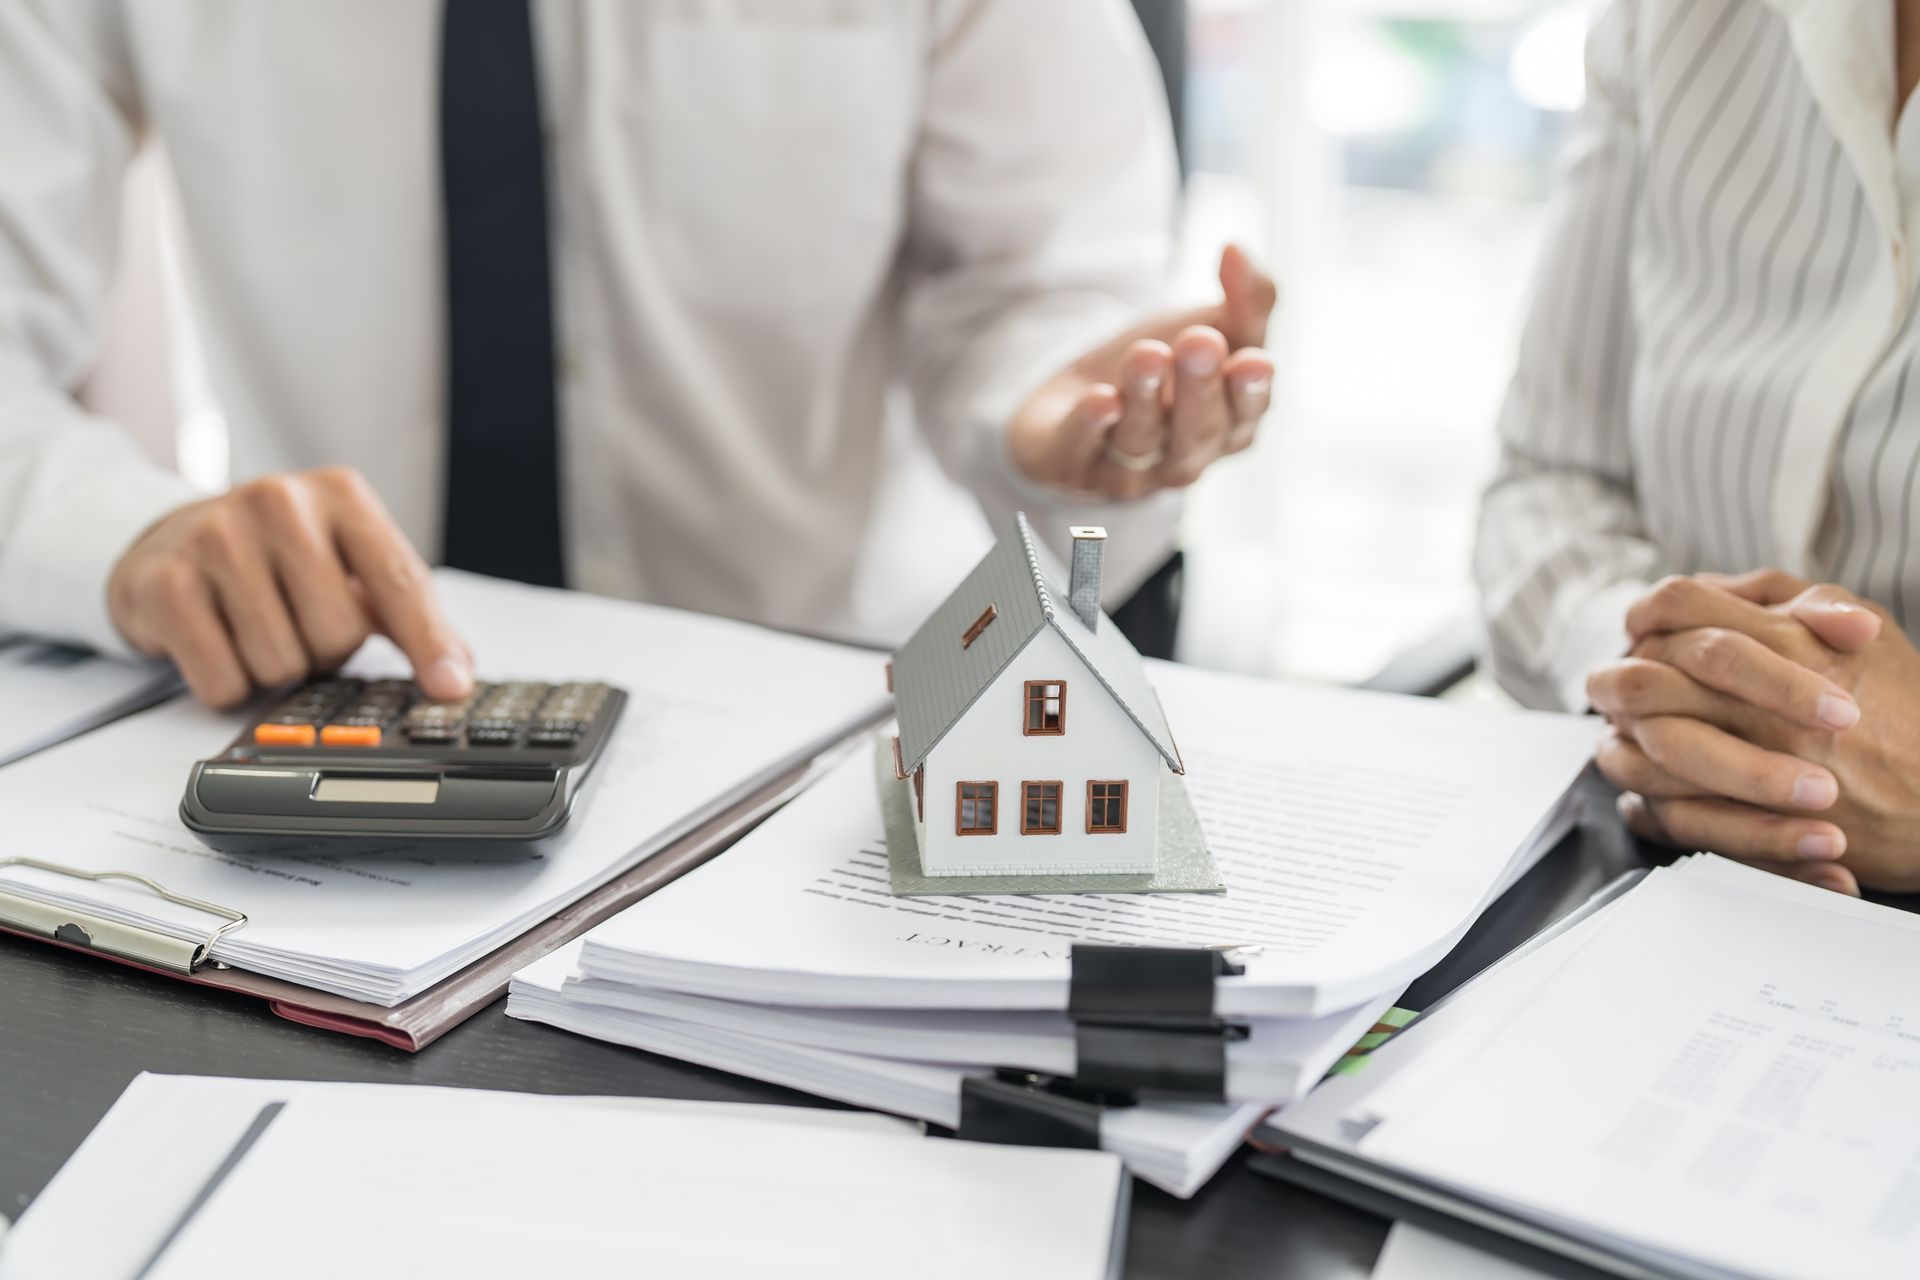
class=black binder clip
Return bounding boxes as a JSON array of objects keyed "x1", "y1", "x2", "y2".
[
  {"x1": 956, "y1": 946, "x2": 1248, "y2": 1150},
  {"x1": 956, "y1": 1069, "x2": 1122, "y2": 1150},
  {"x1": 1064, "y1": 944, "x2": 1248, "y2": 1101}
]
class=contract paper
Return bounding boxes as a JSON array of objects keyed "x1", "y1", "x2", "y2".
[
  {"x1": 130, "y1": 1086, "x2": 1125, "y2": 1280},
  {"x1": 580, "y1": 662, "x2": 1599, "y2": 1017},
  {"x1": 539, "y1": 973, "x2": 1397, "y2": 1103},
  {"x1": 511, "y1": 942, "x2": 1258, "y2": 1199},
  {"x1": 1360, "y1": 859, "x2": 1920, "y2": 1280},
  {"x1": 0, "y1": 572, "x2": 885, "y2": 1004}
]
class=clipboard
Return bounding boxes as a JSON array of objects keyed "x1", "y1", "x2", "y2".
[{"x1": 0, "y1": 731, "x2": 869, "y2": 1051}]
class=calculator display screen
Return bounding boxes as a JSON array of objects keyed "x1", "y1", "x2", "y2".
[{"x1": 312, "y1": 777, "x2": 442, "y2": 805}]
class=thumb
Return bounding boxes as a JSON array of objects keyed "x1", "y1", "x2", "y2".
[
  {"x1": 1789, "y1": 589, "x2": 1883, "y2": 653},
  {"x1": 1218, "y1": 244, "x2": 1277, "y2": 348}
]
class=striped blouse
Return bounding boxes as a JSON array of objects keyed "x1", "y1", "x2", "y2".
[{"x1": 1475, "y1": 0, "x2": 1920, "y2": 709}]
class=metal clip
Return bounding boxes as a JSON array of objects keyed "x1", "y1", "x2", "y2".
[{"x1": 0, "y1": 857, "x2": 248, "y2": 976}]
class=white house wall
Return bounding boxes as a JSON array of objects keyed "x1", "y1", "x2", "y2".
[{"x1": 921, "y1": 626, "x2": 1159, "y2": 875}]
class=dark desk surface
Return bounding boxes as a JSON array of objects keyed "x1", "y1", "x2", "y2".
[{"x1": 1, "y1": 772, "x2": 1650, "y2": 1279}]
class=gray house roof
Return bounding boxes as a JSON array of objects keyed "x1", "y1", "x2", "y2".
[{"x1": 891, "y1": 513, "x2": 1183, "y2": 775}]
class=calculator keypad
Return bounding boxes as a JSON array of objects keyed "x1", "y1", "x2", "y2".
[{"x1": 251, "y1": 679, "x2": 616, "y2": 753}]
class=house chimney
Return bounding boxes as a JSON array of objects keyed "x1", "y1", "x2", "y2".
[{"x1": 1067, "y1": 526, "x2": 1106, "y2": 631}]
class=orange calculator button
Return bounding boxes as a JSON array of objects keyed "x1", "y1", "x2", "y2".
[
  {"x1": 253, "y1": 722, "x2": 317, "y2": 747},
  {"x1": 320, "y1": 725, "x2": 383, "y2": 747}
]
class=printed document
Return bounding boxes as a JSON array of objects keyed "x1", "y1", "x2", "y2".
[
  {"x1": 512, "y1": 941, "x2": 1257, "y2": 1199},
  {"x1": 1360, "y1": 858, "x2": 1920, "y2": 1280},
  {"x1": 0, "y1": 572, "x2": 884, "y2": 1003},
  {"x1": 533, "y1": 973, "x2": 1397, "y2": 1103},
  {"x1": 580, "y1": 662, "x2": 1599, "y2": 1017}
]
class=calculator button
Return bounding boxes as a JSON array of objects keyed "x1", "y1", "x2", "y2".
[
  {"x1": 254, "y1": 722, "x2": 317, "y2": 747},
  {"x1": 320, "y1": 724, "x2": 383, "y2": 747}
]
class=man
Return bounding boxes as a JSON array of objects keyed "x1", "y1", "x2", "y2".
[
  {"x1": 0, "y1": 1, "x2": 1275, "y2": 707},
  {"x1": 1476, "y1": 0, "x2": 1920, "y2": 894}
]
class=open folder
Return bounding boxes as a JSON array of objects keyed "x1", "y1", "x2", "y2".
[
  {"x1": 0, "y1": 572, "x2": 887, "y2": 1049},
  {"x1": 0, "y1": 634, "x2": 181, "y2": 768},
  {"x1": 1257, "y1": 857, "x2": 1920, "y2": 1280}
]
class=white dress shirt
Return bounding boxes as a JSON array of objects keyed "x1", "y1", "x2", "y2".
[
  {"x1": 1476, "y1": 0, "x2": 1920, "y2": 710},
  {"x1": 0, "y1": 0, "x2": 1181, "y2": 656}
]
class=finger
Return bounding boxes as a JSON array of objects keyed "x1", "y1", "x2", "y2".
[
  {"x1": 1786, "y1": 584, "x2": 1883, "y2": 653},
  {"x1": 1063, "y1": 384, "x2": 1132, "y2": 497},
  {"x1": 1642, "y1": 795, "x2": 1850, "y2": 866},
  {"x1": 1616, "y1": 790, "x2": 1677, "y2": 845},
  {"x1": 319, "y1": 469, "x2": 473, "y2": 699},
  {"x1": 1586, "y1": 658, "x2": 1731, "y2": 726},
  {"x1": 1628, "y1": 788, "x2": 1860, "y2": 893},
  {"x1": 1159, "y1": 326, "x2": 1231, "y2": 487},
  {"x1": 1596, "y1": 729, "x2": 1708, "y2": 799},
  {"x1": 1696, "y1": 567, "x2": 1811, "y2": 606},
  {"x1": 1626, "y1": 575, "x2": 1793, "y2": 644},
  {"x1": 1631, "y1": 714, "x2": 1838, "y2": 811},
  {"x1": 238, "y1": 475, "x2": 373, "y2": 669},
  {"x1": 1218, "y1": 244, "x2": 1278, "y2": 347},
  {"x1": 1223, "y1": 349, "x2": 1274, "y2": 454},
  {"x1": 1644, "y1": 627, "x2": 1859, "y2": 731},
  {"x1": 1779, "y1": 860, "x2": 1862, "y2": 896},
  {"x1": 200, "y1": 522, "x2": 311, "y2": 689},
  {"x1": 1104, "y1": 341, "x2": 1172, "y2": 468},
  {"x1": 139, "y1": 563, "x2": 251, "y2": 708}
]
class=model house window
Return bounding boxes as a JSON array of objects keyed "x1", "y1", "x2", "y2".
[
  {"x1": 1023, "y1": 680, "x2": 1066, "y2": 735},
  {"x1": 956, "y1": 781, "x2": 998, "y2": 834},
  {"x1": 1087, "y1": 780, "x2": 1128, "y2": 833},
  {"x1": 961, "y1": 604, "x2": 997, "y2": 648},
  {"x1": 1020, "y1": 781, "x2": 1062, "y2": 835}
]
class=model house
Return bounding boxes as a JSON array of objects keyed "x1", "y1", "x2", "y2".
[{"x1": 888, "y1": 515, "x2": 1183, "y2": 878}]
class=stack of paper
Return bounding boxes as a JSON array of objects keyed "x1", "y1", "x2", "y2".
[
  {"x1": 0, "y1": 571, "x2": 885, "y2": 1005},
  {"x1": 0, "y1": 633, "x2": 179, "y2": 767},
  {"x1": 1, "y1": 1075, "x2": 1129, "y2": 1280},
  {"x1": 1274, "y1": 855, "x2": 1920, "y2": 1280},
  {"x1": 510, "y1": 662, "x2": 1599, "y2": 1196}
]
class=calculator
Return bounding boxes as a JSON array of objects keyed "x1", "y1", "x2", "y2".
[{"x1": 179, "y1": 677, "x2": 627, "y2": 844}]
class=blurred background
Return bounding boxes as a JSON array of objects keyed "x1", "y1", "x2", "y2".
[
  {"x1": 85, "y1": 0, "x2": 1596, "y2": 686},
  {"x1": 1171, "y1": 0, "x2": 1591, "y2": 684}
]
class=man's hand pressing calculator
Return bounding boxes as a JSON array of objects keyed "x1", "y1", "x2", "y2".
[{"x1": 180, "y1": 677, "x2": 627, "y2": 845}]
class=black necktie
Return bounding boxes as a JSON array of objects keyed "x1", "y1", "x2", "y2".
[{"x1": 438, "y1": 0, "x2": 566, "y2": 587}]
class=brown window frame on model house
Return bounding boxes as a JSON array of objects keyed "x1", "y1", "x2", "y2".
[
  {"x1": 1086, "y1": 780, "x2": 1129, "y2": 834},
  {"x1": 955, "y1": 781, "x2": 998, "y2": 835},
  {"x1": 1023, "y1": 680, "x2": 1066, "y2": 735},
  {"x1": 1020, "y1": 781, "x2": 1063, "y2": 835},
  {"x1": 961, "y1": 604, "x2": 997, "y2": 648}
]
